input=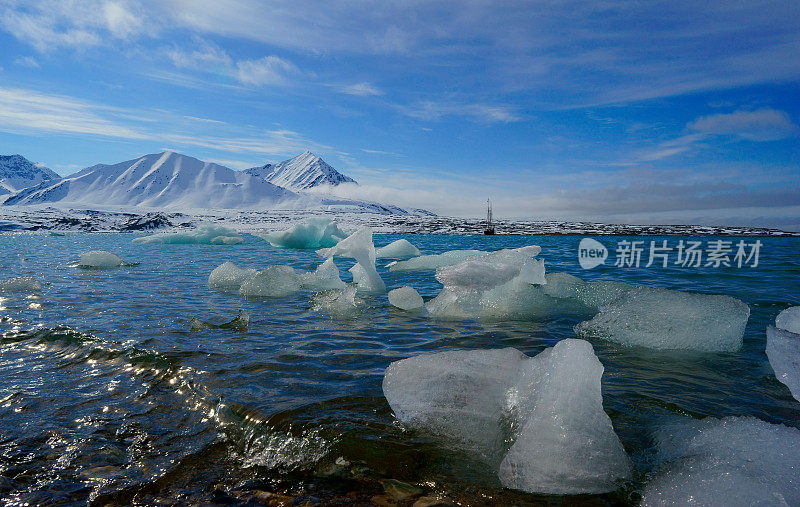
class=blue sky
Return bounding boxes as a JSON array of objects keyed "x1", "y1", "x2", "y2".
[{"x1": 0, "y1": 0, "x2": 798, "y2": 228}]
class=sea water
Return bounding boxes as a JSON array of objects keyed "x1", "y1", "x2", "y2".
[{"x1": 0, "y1": 232, "x2": 797, "y2": 504}]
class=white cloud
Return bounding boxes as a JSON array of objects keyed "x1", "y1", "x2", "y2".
[
  {"x1": 689, "y1": 108, "x2": 800, "y2": 141},
  {"x1": 0, "y1": 86, "x2": 327, "y2": 156},
  {"x1": 14, "y1": 56, "x2": 40, "y2": 68},
  {"x1": 0, "y1": 0, "x2": 148, "y2": 51},
  {"x1": 236, "y1": 56, "x2": 299, "y2": 86},
  {"x1": 339, "y1": 82, "x2": 383, "y2": 96},
  {"x1": 400, "y1": 100, "x2": 520, "y2": 123},
  {"x1": 165, "y1": 38, "x2": 232, "y2": 70}
]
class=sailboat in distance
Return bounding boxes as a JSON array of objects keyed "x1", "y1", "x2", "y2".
[{"x1": 484, "y1": 198, "x2": 496, "y2": 235}]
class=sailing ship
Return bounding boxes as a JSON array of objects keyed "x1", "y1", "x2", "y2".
[{"x1": 484, "y1": 198, "x2": 496, "y2": 235}]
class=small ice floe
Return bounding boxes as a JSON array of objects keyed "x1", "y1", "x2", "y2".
[
  {"x1": 376, "y1": 239, "x2": 421, "y2": 259},
  {"x1": 775, "y1": 306, "x2": 800, "y2": 335},
  {"x1": 574, "y1": 287, "x2": 750, "y2": 352},
  {"x1": 190, "y1": 309, "x2": 249, "y2": 331},
  {"x1": 640, "y1": 416, "x2": 800, "y2": 506},
  {"x1": 0, "y1": 276, "x2": 42, "y2": 293},
  {"x1": 208, "y1": 257, "x2": 346, "y2": 298},
  {"x1": 388, "y1": 286, "x2": 424, "y2": 311},
  {"x1": 319, "y1": 227, "x2": 385, "y2": 293},
  {"x1": 77, "y1": 250, "x2": 133, "y2": 268},
  {"x1": 257, "y1": 218, "x2": 347, "y2": 249},
  {"x1": 425, "y1": 245, "x2": 546, "y2": 319},
  {"x1": 208, "y1": 262, "x2": 259, "y2": 291},
  {"x1": 766, "y1": 306, "x2": 800, "y2": 402},
  {"x1": 133, "y1": 223, "x2": 243, "y2": 245},
  {"x1": 239, "y1": 266, "x2": 302, "y2": 298},
  {"x1": 310, "y1": 286, "x2": 364, "y2": 318},
  {"x1": 387, "y1": 249, "x2": 487, "y2": 271},
  {"x1": 383, "y1": 339, "x2": 631, "y2": 495}
]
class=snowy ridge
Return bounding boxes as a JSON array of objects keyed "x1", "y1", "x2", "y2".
[
  {"x1": 4, "y1": 151, "x2": 294, "y2": 209},
  {"x1": 0, "y1": 155, "x2": 60, "y2": 196},
  {"x1": 245, "y1": 150, "x2": 356, "y2": 190}
]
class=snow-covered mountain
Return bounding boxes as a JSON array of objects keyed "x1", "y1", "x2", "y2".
[
  {"x1": 245, "y1": 150, "x2": 356, "y2": 190},
  {"x1": 4, "y1": 151, "x2": 294, "y2": 208},
  {"x1": 0, "y1": 155, "x2": 60, "y2": 195}
]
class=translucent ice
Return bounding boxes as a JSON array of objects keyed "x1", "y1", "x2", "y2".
[
  {"x1": 301, "y1": 257, "x2": 346, "y2": 291},
  {"x1": 309, "y1": 286, "x2": 364, "y2": 318},
  {"x1": 766, "y1": 326, "x2": 800, "y2": 402},
  {"x1": 239, "y1": 266, "x2": 302, "y2": 298},
  {"x1": 775, "y1": 306, "x2": 800, "y2": 334},
  {"x1": 376, "y1": 239, "x2": 421, "y2": 259},
  {"x1": 382, "y1": 339, "x2": 631, "y2": 494},
  {"x1": 319, "y1": 227, "x2": 385, "y2": 293},
  {"x1": 208, "y1": 261, "x2": 258, "y2": 291},
  {"x1": 574, "y1": 287, "x2": 750, "y2": 352},
  {"x1": 78, "y1": 250, "x2": 125, "y2": 268},
  {"x1": 258, "y1": 218, "x2": 347, "y2": 249},
  {"x1": 133, "y1": 223, "x2": 243, "y2": 245},
  {"x1": 641, "y1": 416, "x2": 800, "y2": 506},
  {"x1": 388, "y1": 286, "x2": 424, "y2": 311},
  {"x1": 387, "y1": 249, "x2": 487, "y2": 272},
  {"x1": 0, "y1": 276, "x2": 42, "y2": 293},
  {"x1": 426, "y1": 246, "x2": 547, "y2": 319}
]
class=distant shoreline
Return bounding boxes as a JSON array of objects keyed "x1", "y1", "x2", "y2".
[{"x1": 0, "y1": 206, "x2": 797, "y2": 237}]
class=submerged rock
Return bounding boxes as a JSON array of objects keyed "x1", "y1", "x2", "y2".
[
  {"x1": 0, "y1": 276, "x2": 42, "y2": 293},
  {"x1": 766, "y1": 325, "x2": 800, "y2": 402},
  {"x1": 133, "y1": 223, "x2": 242, "y2": 245},
  {"x1": 382, "y1": 339, "x2": 631, "y2": 495},
  {"x1": 77, "y1": 250, "x2": 126, "y2": 268},
  {"x1": 190, "y1": 309, "x2": 250, "y2": 331},
  {"x1": 641, "y1": 416, "x2": 800, "y2": 506},
  {"x1": 388, "y1": 286, "x2": 424, "y2": 311},
  {"x1": 258, "y1": 218, "x2": 347, "y2": 249}
]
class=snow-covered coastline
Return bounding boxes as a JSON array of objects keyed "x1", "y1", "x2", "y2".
[{"x1": 0, "y1": 205, "x2": 796, "y2": 236}]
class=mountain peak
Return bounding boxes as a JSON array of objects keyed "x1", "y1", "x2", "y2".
[
  {"x1": 245, "y1": 150, "x2": 356, "y2": 190},
  {"x1": 0, "y1": 154, "x2": 60, "y2": 195}
]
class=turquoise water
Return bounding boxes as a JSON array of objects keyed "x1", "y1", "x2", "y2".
[{"x1": 0, "y1": 232, "x2": 798, "y2": 504}]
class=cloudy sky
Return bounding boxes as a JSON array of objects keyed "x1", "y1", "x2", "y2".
[{"x1": 0, "y1": 0, "x2": 798, "y2": 228}]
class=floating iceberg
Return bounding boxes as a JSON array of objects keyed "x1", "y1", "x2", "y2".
[
  {"x1": 387, "y1": 249, "x2": 487, "y2": 272},
  {"x1": 319, "y1": 227, "x2": 385, "y2": 293},
  {"x1": 766, "y1": 326, "x2": 800, "y2": 402},
  {"x1": 376, "y1": 239, "x2": 421, "y2": 259},
  {"x1": 77, "y1": 250, "x2": 126, "y2": 268},
  {"x1": 383, "y1": 339, "x2": 631, "y2": 495},
  {"x1": 208, "y1": 261, "x2": 258, "y2": 291},
  {"x1": 641, "y1": 416, "x2": 800, "y2": 506},
  {"x1": 208, "y1": 257, "x2": 346, "y2": 298},
  {"x1": 239, "y1": 265, "x2": 302, "y2": 298},
  {"x1": 258, "y1": 218, "x2": 347, "y2": 249},
  {"x1": 190, "y1": 309, "x2": 249, "y2": 331},
  {"x1": 388, "y1": 286, "x2": 424, "y2": 311},
  {"x1": 133, "y1": 223, "x2": 243, "y2": 245},
  {"x1": 574, "y1": 287, "x2": 750, "y2": 352},
  {"x1": 0, "y1": 276, "x2": 42, "y2": 293},
  {"x1": 775, "y1": 306, "x2": 800, "y2": 334},
  {"x1": 426, "y1": 245, "x2": 547, "y2": 319},
  {"x1": 310, "y1": 286, "x2": 364, "y2": 318},
  {"x1": 301, "y1": 257, "x2": 347, "y2": 291}
]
